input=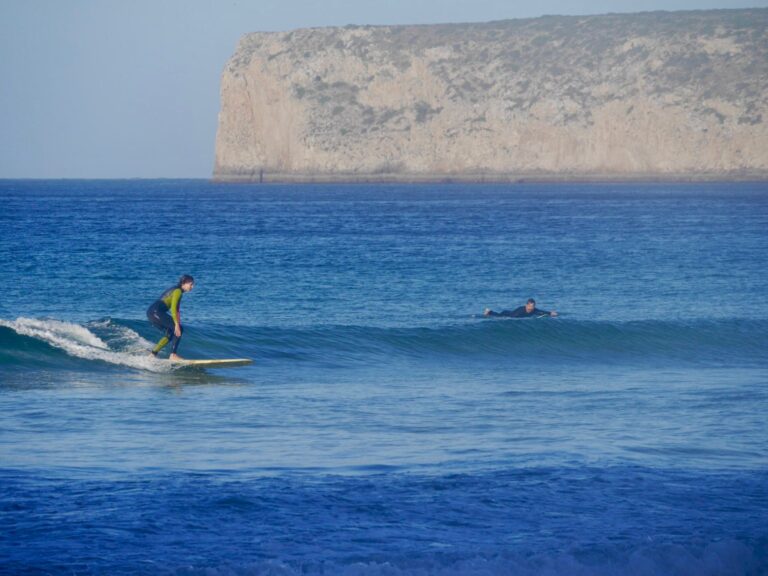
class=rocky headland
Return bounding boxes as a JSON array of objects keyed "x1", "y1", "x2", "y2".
[{"x1": 214, "y1": 9, "x2": 768, "y2": 182}]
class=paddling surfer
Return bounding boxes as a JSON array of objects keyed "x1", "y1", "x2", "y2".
[
  {"x1": 147, "y1": 275, "x2": 194, "y2": 359},
  {"x1": 483, "y1": 298, "x2": 558, "y2": 318}
]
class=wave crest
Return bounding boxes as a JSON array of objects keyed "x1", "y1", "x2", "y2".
[
  {"x1": 0, "y1": 317, "x2": 172, "y2": 372},
  {"x1": 1, "y1": 317, "x2": 765, "y2": 371}
]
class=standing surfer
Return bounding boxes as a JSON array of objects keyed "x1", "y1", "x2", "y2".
[
  {"x1": 147, "y1": 275, "x2": 194, "y2": 360},
  {"x1": 483, "y1": 298, "x2": 557, "y2": 318}
]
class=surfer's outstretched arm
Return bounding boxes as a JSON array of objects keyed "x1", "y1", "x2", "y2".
[{"x1": 535, "y1": 308, "x2": 558, "y2": 317}]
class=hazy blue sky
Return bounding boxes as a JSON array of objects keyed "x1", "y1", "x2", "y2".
[{"x1": 1, "y1": 0, "x2": 766, "y2": 178}]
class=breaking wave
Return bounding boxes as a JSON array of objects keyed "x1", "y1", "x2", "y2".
[{"x1": 1, "y1": 316, "x2": 765, "y2": 371}]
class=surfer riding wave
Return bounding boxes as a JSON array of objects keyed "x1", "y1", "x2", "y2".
[{"x1": 147, "y1": 275, "x2": 194, "y2": 360}]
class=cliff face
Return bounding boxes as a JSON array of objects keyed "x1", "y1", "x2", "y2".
[{"x1": 214, "y1": 9, "x2": 768, "y2": 181}]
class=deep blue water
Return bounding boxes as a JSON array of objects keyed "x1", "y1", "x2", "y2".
[{"x1": 1, "y1": 180, "x2": 767, "y2": 575}]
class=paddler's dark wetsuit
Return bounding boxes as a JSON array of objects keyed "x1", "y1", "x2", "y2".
[
  {"x1": 485, "y1": 305, "x2": 552, "y2": 318},
  {"x1": 147, "y1": 285, "x2": 185, "y2": 355}
]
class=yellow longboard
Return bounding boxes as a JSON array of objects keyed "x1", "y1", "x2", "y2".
[{"x1": 171, "y1": 358, "x2": 253, "y2": 368}]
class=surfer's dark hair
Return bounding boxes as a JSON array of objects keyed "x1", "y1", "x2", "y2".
[
  {"x1": 179, "y1": 274, "x2": 195, "y2": 287},
  {"x1": 527, "y1": 298, "x2": 536, "y2": 304}
]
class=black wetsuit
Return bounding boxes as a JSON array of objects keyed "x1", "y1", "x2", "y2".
[
  {"x1": 147, "y1": 285, "x2": 184, "y2": 354},
  {"x1": 486, "y1": 306, "x2": 551, "y2": 318}
]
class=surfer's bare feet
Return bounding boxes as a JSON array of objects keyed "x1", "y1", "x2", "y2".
[{"x1": 169, "y1": 353, "x2": 183, "y2": 361}]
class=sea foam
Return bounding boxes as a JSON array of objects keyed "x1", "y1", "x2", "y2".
[{"x1": 0, "y1": 317, "x2": 173, "y2": 372}]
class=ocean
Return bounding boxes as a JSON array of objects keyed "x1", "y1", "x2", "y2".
[{"x1": 1, "y1": 179, "x2": 766, "y2": 575}]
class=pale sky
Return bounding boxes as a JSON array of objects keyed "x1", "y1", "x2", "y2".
[{"x1": 1, "y1": 0, "x2": 766, "y2": 178}]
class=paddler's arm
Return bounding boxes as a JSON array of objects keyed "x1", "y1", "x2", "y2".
[
  {"x1": 535, "y1": 307, "x2": 557, "y2": 317},
  {"x1": 170, "y1": 288, "x2": 183, "y2": 336}
]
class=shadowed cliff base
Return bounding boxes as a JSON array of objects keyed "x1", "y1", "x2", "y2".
[
  {"x1": 214, "y1": 9, "x2": 768, "y2": 183},
  {"x1": 214, "y1": 170, "x2": 768, "y2": 184}
]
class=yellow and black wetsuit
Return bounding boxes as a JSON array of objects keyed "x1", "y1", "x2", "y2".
[{"x1": 147, "y1": 285, "x2": 184, "y2": 355}]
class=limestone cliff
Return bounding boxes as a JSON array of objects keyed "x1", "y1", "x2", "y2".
[{"x1": 214, "y1": 9, "x2": 768, "y2": 181}]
